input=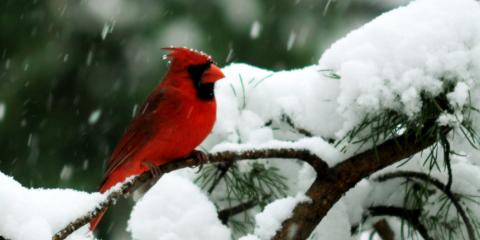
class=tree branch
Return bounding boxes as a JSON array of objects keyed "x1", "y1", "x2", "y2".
[
  {"x1": 376, "y1": 170, "x2": 476, "y2": 240},
  {"x1": 218, "y1": 200, "x2": 258, "y2": 224},
  {"x1": 54, "y1": 126, "x2": 449, "y2": 240},
  {"x1": 440, "y1": 134, "x2": 453, "y2": 191},
  {"x1": 52, "y1": 148, "x2": 329, "y2": 240},
  {"x1": 372, "y1": 219, "x2": 394, "y2": 240},
  {"x1": 207, "y1": 161, "x2": 233, "y2": 194},
  {"x1": 272, "y1": 128, "x2": 446, "y2": 240},
  {"x1": 369, "y1": 206, "x2": 433, "y2": 240}
]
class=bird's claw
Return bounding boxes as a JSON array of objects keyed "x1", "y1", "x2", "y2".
[
  {"x1": 144, "y1": 161, "x2": 162, "y2": 181},
  {"x1": 190, "y1": 150, "x2": 209, "y2": 173}
]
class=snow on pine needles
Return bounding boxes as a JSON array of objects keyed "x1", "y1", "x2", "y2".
[{"x1": 319, "y1": 0, "x2": 480, "y2": 138}]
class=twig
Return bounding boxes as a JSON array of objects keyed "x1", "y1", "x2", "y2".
[
  {"x1": 218, "y1": 200, "x2": 258, "y2": 224},
  {"x1": 207, "y1": 161, "x2": 233, "y2": 194},
  {"x1": 440, "y1": 134, "x2": 453, "y2": 191},
  {"x1": 282, "y1": 114, "x2": 314, "y2": 137},
  {"x1": 372, "y1": 219, "x2": 395, "y2": 240},
  {"x1": 368, "y1": 206, "x2": 433, "y2": 240},
  {"x1": 53, "y1": 148, "x2": 329, "y2": 240},
  {"x1": 376, "y1": 171, "x2": 476, "y2": 240}
]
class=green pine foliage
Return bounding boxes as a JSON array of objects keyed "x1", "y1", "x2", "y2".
[
  {"x1": 344, "y1": 78, "x2": 480, "y2": 240},
  {"x1": 196, "y1": 161, "x2": 288, "y2": 236}
]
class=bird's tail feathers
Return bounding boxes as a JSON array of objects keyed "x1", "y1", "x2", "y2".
[
  {"x1": 89, "y1": 209, "x2": 107, "y2": 232},
  {"x1": 89, "y1": 177, "x2": 117, "y2": 231}
]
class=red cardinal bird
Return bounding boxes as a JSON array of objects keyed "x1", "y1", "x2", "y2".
[{"x1": 89, "y1": 47, "x2": 225, "y2": 231}]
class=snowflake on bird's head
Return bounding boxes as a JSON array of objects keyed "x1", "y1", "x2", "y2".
[{"x1": 163, "y1": 47, "x2": 213, "y2": 70}]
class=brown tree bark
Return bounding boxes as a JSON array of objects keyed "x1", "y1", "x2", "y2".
[{"x1": 272, "y1": 129, "x2": 442, "y2": 240}]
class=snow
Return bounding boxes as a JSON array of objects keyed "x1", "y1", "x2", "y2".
[
  {"x1": 319, "y1": 0, "x2": 480, "y2": 137},
  {"x1": 0, "y1": 171, "x2": 102, "y2": 240},
  {"x1": 211, "y1": 137, "x2": 345, "y2": 167},
  {"x1": 88, "y1": 109, "x2": 102, "y2": 125},
  {"x1": 132, "y1": 104, "x2": 139, "y2": 117},
  {"x1": 5, "y1": 59, "x2": 10, "y2": 69},
  {"x1": 296, "y1": 163, "x2": 316, "y2": 192},
  {"x1": 448, "y1": 82, "x2": 470, "y2": 109},
  {"x1": 209, "y1": 63, "x2": 342, "y2": 148},
  {"x1": 60, "y1": 165, "x2": 74, "y2": 181},
  {"x1": 128, "y1": 173, "x2": 231, "y2": 240},
  {"x1": 310, "y1": 200, "x2": 352, "y2": 240},
  {"x1": 355, "y1": 0, "x2": 412, "y2": 9},
  {"x1": 342, "y1": 180, "x2": 372, "y2": 225},
  {"x1": 250, "y1": 21, "x2": 262, "y2": 39},
  {"x1": 251, "y1": 194, "x2": 310, "y2": 240},
  {"x1": 86, "y1": 50, "x2": 94, "y2": 66},
  {"x1": 238, "y1": 235, "x2": 260, "y2": 240},
  {"x1": 286, "y1": 31, "x2": 296, "y2": 51},
  {"x1": 27, "y1": 133, "x2": 33, "y2": 146},
  {"x1": 101, "y1": 23, "x2": 114, "y2": 40},
  {"x1": 0, "y1": 102, "x2": 5, "y2": 121}
]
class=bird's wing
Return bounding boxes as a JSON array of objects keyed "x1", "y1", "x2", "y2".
[{"x1": 103, "y1": 90, "x2": 166, "y2": 180}]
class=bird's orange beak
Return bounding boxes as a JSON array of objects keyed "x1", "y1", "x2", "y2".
[{"x1": 202, "y1": 64, "x2": 225, "y2": 84}]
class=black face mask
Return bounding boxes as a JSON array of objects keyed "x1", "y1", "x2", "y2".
[{"x1": 187, "y1": 61, "x2": 215, "y2": 100}]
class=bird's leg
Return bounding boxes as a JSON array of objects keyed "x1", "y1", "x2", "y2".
[
  {"x1": 190, "y1": 150, "x2": 209, "y2": 172},
  {"x1": 144, "y1": 161, "x2": 162, "y2": 181}
]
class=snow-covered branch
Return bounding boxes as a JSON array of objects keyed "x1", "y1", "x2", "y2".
[
  {"x1": 368, "y1": 206, "x2": 432, "y2": 240},
  {"x1": 54, "y1": 125, "x2": 444, "y2": 240},
  {"x1": 53, "y1": 148, "x2": 329, "y2": 240},
  {"x1": 46, "y1": 119, "x2": 444, "y2": 240},
  {"x1": 271, "y1": 126, "x2": 447, "y2": 240}
]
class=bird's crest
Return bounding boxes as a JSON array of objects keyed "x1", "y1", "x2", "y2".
[{"x1": 163, "y1": 47, "x2": 212, "y2": 67}]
